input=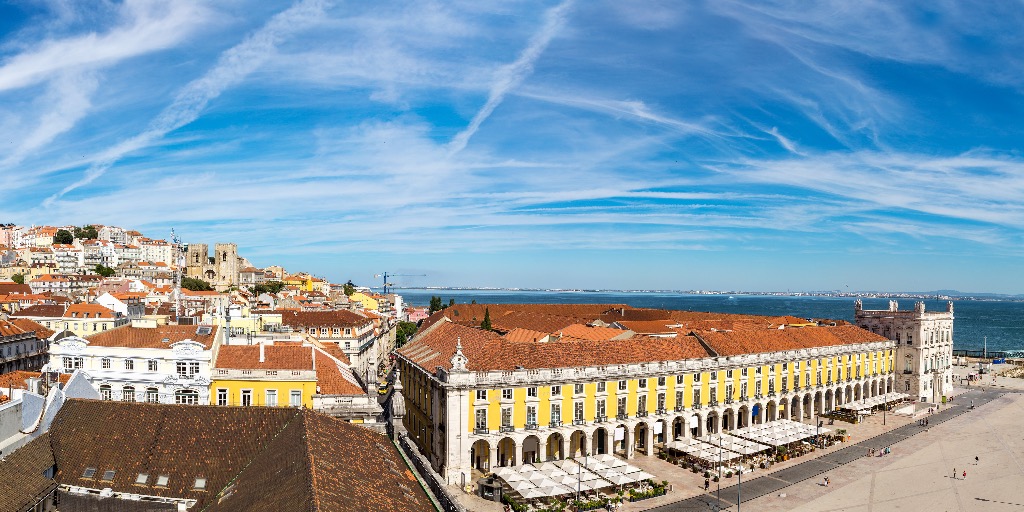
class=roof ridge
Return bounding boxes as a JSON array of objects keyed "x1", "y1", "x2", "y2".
[{"x1": 200, "y1": 408, "x2": 305, "y2": 512}]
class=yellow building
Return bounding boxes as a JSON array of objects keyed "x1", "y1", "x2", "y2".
[
  {"x1": 211, "y1": 343, "x2": 318, "y2": 408},
  {"x1": 348, "y1": 291, "x2": 379, "y2": 311},
  {"x1": 12, "y1": 303, "x2": 129, "y2": 337},
  {"x1": 396, "y1": 305, "x2": 898, "y2": 484}
]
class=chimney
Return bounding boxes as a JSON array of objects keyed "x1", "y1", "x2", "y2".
[{"x1": 259, "y1": 343, "x2": 265, "y2": 363}]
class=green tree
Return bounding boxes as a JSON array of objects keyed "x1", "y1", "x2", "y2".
[
  {"x1": 447, "y1": 298, "x2": 455, "y2": 308},
  {"x1": 73, "y1": 225, "x2": 98, "y2": 240},
  {"x1": 11, "y1": 273, "x2": 24, "y2": 284},
  {"x1": 53, "y1": 229, "x2": 73, "y2": 245},
  {"x1": 94, "y1": 264, "x2": 116, "y2": 277},
  {"x1": 252, "y1": 281, "x2": 285, "y2": 295},
  {"x1": 429, "y1": 295, "x2": 443, "y2": 314},
  {"x1": 343, "y1": 280, "x2": 356, "y2": 296},
  {"x1": 182, "y1": 277, "x2": 214, "y2": 291},
  {"x1": 480, "y1": 308, "x2": 492, "y2": 330},
  {"x1": 395, "y1": 321, "x2": 418, "y2": 348}
]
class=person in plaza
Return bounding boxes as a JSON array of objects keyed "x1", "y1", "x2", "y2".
[
  {"x1": 975, "y1": 456, "x2": 979, "y2": 464},
  {"x1": 953, "y1": 467, "x2": 957, "y2": 479},
  {"x1": 704, "y1": 478, "x2": 710, "y2": 491},
  {"x1": 963, "y1": 470, "x2": 967, "y2": 480}
]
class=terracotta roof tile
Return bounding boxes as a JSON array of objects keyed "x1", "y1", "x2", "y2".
[
  {"x1": 215, "y1": 345, "x2": 314, "y2": 370},
  {"x1": 280, "y1": 310, "x2": 372, "y2": 329},
  {"x1": 85, "y1": 324, "x2": 219, "y2": 349},
  {"x1": 313, "y1": 349, "x2": 364, "y2": 395},
  {"x1": 693, "y1": 325, "x2": 889, "y2": 356},
  {"x1": 0, "y1": 433, "x2": 56, "y2": 510}
]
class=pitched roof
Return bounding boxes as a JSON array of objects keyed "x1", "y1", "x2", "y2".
[
  {"x1": 0, "y1": 433, "x2": 56, "y2": 511},
  {"x1": 10, "y1": 304, "x2": 67, "y2": 318},
  {"x1": 8, "y1": 318, "x2": 56, "y2": 339},
  {"x1": 313, "y1": 349, "x2": 364, "y2": 395},
  {"x1": 0, "y1": 319, "x2": 27, "y2": 337},
  {"x1": 45, "y1": 400, "x2": 433, "y2": 512},
  {"x1": 399, "y1": 320, "x2": 711, "y2": 372},
  {"x1": 84, "y1": 324, "x2": 219, "y2": 349},
  {"x1": 63, "y1": 303, "x2": 118, "y2": 319},
  {"x1": 0, "y1": 282, "x2": 32, "y2": 294},
  {"x1": 614, "y1": 320, "x2": 678, "y2": 335},
  {"x1": 279, "y1": 310, "x2": 372, "y2": 329},
  {"x1": 557, "y1": 323, "x2": 634, "y2": 341},
  {"x1": 692, "y1": 325, "x2": 889, "y2": 356},
  {"x1": 215, "y1": 345, "x2": 315, "y2": 371}
]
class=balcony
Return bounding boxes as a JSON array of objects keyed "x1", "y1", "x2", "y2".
[
  {"x1": 594, "y1": 415, "x2": 607, "y2": 423},
  {"x1": 709, "y1": 399, "x2": 719, "y2": 407},
  {"x1": 754, "y1": 393, "x2": 763, "y2": 400},
  {"x1": 693, "y1": 403, "x2": 703, "y2": 410},
  {"x1": 767, "y1": 392, "x2": 776, "y2": 398},
  {"x1": 572, "y1": 419, "x2": 586, "y2": 426},
  {"x1": 656, "y1": 408, "x2": 667, "y2": 415},
  {"x1": 739, "y1": 395, "x2": 748, "y2": 402},
  {"x1": 549, "y1": 420, "x2": 563, "y2": 428},
  {"x1": 474, "y1": 427, "x2": 489, "y2": 435},
  {"x1": 903, "y1": 370, "x2": 913, "y2": 375},
  {"x1": 525, "y1": 423, "x2": 539, "y2": 431},
  {"x1": 724, "y1": 398, "x2": 733, "y2": 405},
  {"x1": 616, "y1": 412, "x2": 629, "y2": 420},
  {"x1": 636, "y1": 410, "x2": 648, "y2": 418},
  {"x1": 499, "y1": 425, "x2": 515, "y2": 433},
  {"x1": 674, "y1": 404, "x2": 684, "y2": 412}
]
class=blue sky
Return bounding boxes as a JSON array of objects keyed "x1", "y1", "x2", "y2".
[{"x1": 2, "y1": 1, "x2": 1024, "y2": 294}]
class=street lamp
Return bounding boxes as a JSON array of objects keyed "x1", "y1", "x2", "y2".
[
  {"x1": 737, "y1": 466, "x2": 744, "y2": 512},
  {"x1": 716, "y1": 431, "x2": 723, "y2": 511}
]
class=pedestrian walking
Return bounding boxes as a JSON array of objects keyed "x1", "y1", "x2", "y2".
[
  {"x1": 953, "y1": 468, "x2": 956, "y2": 479},
  {"x1": 963, "y1": 470, "x2": 967, "y2": 480},
  {"x1": 975, "y1": 456, "x2": 979, "y2": 464},
  {"x1": 704, "y1": 478, "x2": 710, "y2": 491},
  {"x1": 824, "y1": 476, "x2": 829, "y2": 487}
]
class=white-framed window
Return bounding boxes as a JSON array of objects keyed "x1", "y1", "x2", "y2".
[
  {"x1": 742, "y1": 368, "x2": 748, "y2": 376},
  {"x1": 475, "y1": 408, "x2": 487, "y2": 430},
  {"x1": 618, "y1": 380, "x2": 627, "y2": 391},
  {"x1": 289, "y1": 390, "x2": 302, "y2": 407},
  {"x1": 596, "y1": 399, "x2": 606, "y2": 417},
  {"x1": 574, "y1": 383, "x2": 584, "y2": 395},
  {"x1": 320, "y1": 327, "x2": 328, "y2": 336},
  {"x1": 125, "y1": 359, "x2": 134, "y2": 370},
  {"x1": 596, "y1": 382, "x2": 606, "y2": 392},
  {"x1": 100, "y1": 384, "x2": 111, "y2": 400},
  {"x1": 101, "y1": 358, "x2": 111, "y2": 369},
  {"x1": 693, "y1": 373, "x2": 701, "y2": 382},
  {"x1": 550, "y1": 385, "x2": 561, "y2": 396},
  {"x1": 174, "y1": 389, "x2": 199, "y2": 405},
  {"x1": 675, "y1": 390, "x2": 683, "y2": 408},
  {"x1": 574, "y1": 401, "x2": 584, "y2": 421},
  {"x1": 241, "y1": 390, "x2": 252, "y2": 407},
  {"x1": 501, "y1": 407, "x2": 512, "y2": 427},
  {"x1": 657, "y1": 376, "x2": 666, "y2": 387},
  {"x1": 266, "y1": 389, "x2": 278, "y2": 407},
  {"x1": 502, "y1": 388, "x2": 513, "y2": 400},
  {"x1": 527, "y1": 387, "x2": 538, "y2": 398},
  {"x1": 709, "y1": 388, "x2": 717, "y2": 404},
  {"x1": 727, "y1": 370, "x2": 733, "y2": 379},
  {"x1": 693, "y1": 389, "x2": 700, "y2": 406},
  {"x1": 657, "y1": 393, "x2": 665, "y2": 410},
  {"x1": 344, "y1": 328, "x2": 352, "y2": 335},
  {"x1": 617, "y1": 396, "x2": 627, "y2": 415},
  {"x1": 550, "y1": 403, "x2": 561, "y2": 422},
  {"x1": 526, "y1": 405, "x2": 537, "y2": 425},
  {"x1": 710, "y1": 371, "x2": 718, "y2": 381},
  {"x1": 148, "y1": 360, "x2": 158, "y2": 372},
  {"x1": 146, "y1": 388, "x2": 159, "y2": 403},
  {"x1": 122, "y1": 386, "x2": 135, "y2": 402},
  {"x1": 332, "y1": 328, "x2": 340, "y2": 335},
  {"x1": 637, "y1": 394, "x2": 647, "y2": 412},
  {"x1": 476, "y1": 390, "x2": 487, "y2": 401},
  {"x1": 638, "y1": 379, "x2": 647, "y2": 389},
  {"x1": 217, "y1": 388, "x2": 228, "y2": 406}
]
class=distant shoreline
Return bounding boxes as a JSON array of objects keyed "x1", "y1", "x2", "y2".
[{"x1": 384, "y1": 287, "x2": 1024, "y2": 302}]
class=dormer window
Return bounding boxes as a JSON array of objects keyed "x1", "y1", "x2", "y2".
[
  {"x1": 135, "y1": 473, "x2": 149, "y2": 485},
  {"x1": 194, "y1": 477, "x2": 207, "y2": 490},
  {"x1": 102, "y1": 470, "x2": 115, "y2": 481},
  {"x1": 82, "y1": 467, "x2": 97, "y2": 478},
  {"x1": 156, "y1": 475, "x2": 170, "y2": 487}
]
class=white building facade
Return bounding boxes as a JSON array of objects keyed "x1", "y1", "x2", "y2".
[
  {"x1": 46, "y1": 322, "x2": 221, "y2": 405},
  {"x1": 854, "y1": 300, "x2": 954, "y2": 403}
]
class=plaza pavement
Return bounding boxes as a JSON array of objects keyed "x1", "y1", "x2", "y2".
[{"x1": 646, "y1": 387, "x2": 1020, "y2": 511}]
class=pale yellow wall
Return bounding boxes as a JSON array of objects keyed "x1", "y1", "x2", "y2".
[{"x1": 210, "y1": 378, "x2": 316, "y2": 408}]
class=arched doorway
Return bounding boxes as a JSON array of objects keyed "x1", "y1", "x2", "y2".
[
  {"x1": 871, "y1": 380, "x2": 878, "y2": 397},
  {"x1": 614, "y1": 424, "x2": 630, "y2": 456},
  {"x1": 522, "y1": 435, "x2": 540, "y2": 464},
  {"x1": 737, "y1": 405, "x2": 749, "y2": 428},
  {"x1": 705, "y1": 411, "x2": 719, "y2": 435},
  {"x1": 814, "y1": 391, "x2": 823, "y2": 417},
  {"x1": 803, "y1": 394, "x2": 813, "y2": 420},
  {"x1": 766, "y1": 401, "x2": 777, "y2": 423},
  {"x1": 546, "y1": 432, "x2": 565, "y2": 461},
  {"x1": 790, "y1": 396, "x2": 801, "y2": 421},
  {"x1": 497, "y1": 437, "x2": 516, "y2": 467},
  {"x1": 593, "y1": 427, "x2": 609, "y2": 454},
  {"x1": 825, "y1": 389, "x2": 834, "y2": 411},
  {"x1": 722, "y1": 408, "x2": 734, "y2": 431},
  {"x1": 672, "y1": 416, "x2": 686, "y2": 439},
  {"x1": 634, "y1": 422, "x2": 649, "y2": 454},
  {"x1": 654, "y1": 419, "x2": 669, "y2": 444},
  {"x1": 569, "y1": 430, "x2": 588, "y2": 457},
  {"x1": 471, "y1": 439, "x2": 492, "y2": 471},
  {"x1": 690, "y1": 413, "x2": 703, "y2": 438}
]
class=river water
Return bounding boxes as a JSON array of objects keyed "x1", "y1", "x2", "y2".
[{"x1": 394, "y1": 289, "x2": 1024, "y2": 355}]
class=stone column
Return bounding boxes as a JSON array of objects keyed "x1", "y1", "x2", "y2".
[
  {"x1": 645, "y1": 424, "x2": 656, "y2": 456},
  {"x1": 624, "y1": 427, "x2": 634, "y2": 459},
  {"x1": 488, "y1": 441, "x2": 497, "y2": 471},
  {"x1": 539, "y1": 439, "x2": 548, "y2": 462}
]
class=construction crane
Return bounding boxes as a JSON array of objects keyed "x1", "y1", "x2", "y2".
[{"x1": 374, "y1": 272, "x2": 425, "y2": 295}]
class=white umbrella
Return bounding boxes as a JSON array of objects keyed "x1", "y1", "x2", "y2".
[
  {"x1": 502, "y1": 472, "x2": 526, "y2": 483},
  {"x1": 519, "y1": 487, "x2": 544, "y2": 500},
  {"x1": 511, "y1": 480, "x2": 535, "y2": 491}
]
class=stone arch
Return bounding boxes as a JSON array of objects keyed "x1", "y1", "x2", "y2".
[
  {"x1": 653, "y1": 418, "x2": 669, "y2": 444},
  {"x1": 814, "y1": 391, "x2": 823, "y2": 417},
  {"x1": 871, "y1": 380, "x2": 878, "y2": 397},
  {"x1": 722, "y1": 407, "x2": 735, "y2": 431},
  {"x1": 690, "y1": 412, "x2": 704, "y2": 438},
  {"x1": 825, "y1": 389, "x2": 834, "y2": 411},
  {"x1": 633, "y1": 422, "x2": 649, "y2": 454},
  {"x1": 672, "y1": 416, "x2": 687, "y2": 439},
  {"x1": 522, "y1": 435, "x2": 540, "y2": 464},
  {"x1": 766, "y1": 400, "x2": 777, "y2": 422},
  {"x1": 790, "y1": 396, "x2": 801, "y2": 421},
  {"x1": 752, "y1": 402, "x2": 764, "y2": 424},
  {"x1": 887, "y1": 376, "x2": 894, "y2": 394},
  {"x1": 854, "y1": 383, "x2": 862, "y2": 401},
  {"x1": 546, "y1": 432, "x2": 565, "y2": 461},
  {"x1": 803, "y1": 393, "x2": 813, "y2": 420},
  {"x1": 613, "y1": 424, "x2": 631, "y2": 456},
  {"x1": 593, "y1": 427, "x2": 609, "y2": 455},
  {"x1": 737, "y1": 405, "x2": 750, "y2": 429},
  {"x1": 569, "y1": 430, "x2": 588, "y2": 457},
  {"x1": 705, "y1": 411, "x2": 719, "y2": 434},
  {"x1": 471, "y1": 439, "x2": 492, "y2": 471},
  {"x1": 496, "y1": 437, "x2": 516, "y2": 467},
  {"x1": 862, "y1": 381, "x2": 869, "y2": 399}
]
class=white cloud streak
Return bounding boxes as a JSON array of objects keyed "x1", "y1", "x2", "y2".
[
  {"x1": 447, "y1": 0, "x2": 574, "y2": 155},
  {"x1": 42, "y1": 0, "x2": 329, "y2": 206}
]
